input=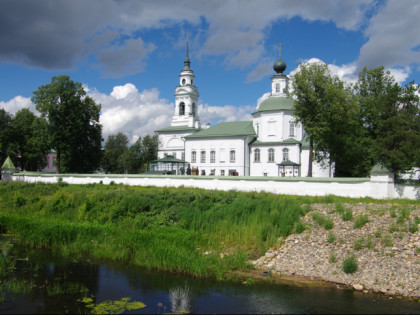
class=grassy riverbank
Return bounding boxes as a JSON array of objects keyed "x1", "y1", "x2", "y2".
[{"x1": 0, "y1": 182, "x2": 417, "y2": 280}]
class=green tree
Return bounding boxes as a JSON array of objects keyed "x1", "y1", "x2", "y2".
[
  {"x1": 32, "y1": 75, "x2": 103, "y2": 173},
  {"x1": 101, "y1": 133, "x2": 158, "y2": 174},
  {"x1": 10, "y1": 108, "x2": 50, "y2": 171},
  {"x1": 139, "y1": 134, "x2": 158, "y2": 172},
  {"x1": 27, "y1": 116, "x2": 51, "y2": 171},
  {"x1": 355, "y1": 67, "x2": 420, "y2": 174},
  {"x1": 0, "y1": 109, "x2": 13, "y2": 165},
  {"x1": 291, "y1": 62, "x2": 363, "y2": 176},
  {"x1": 101, "y1": 132, "x2": 129, "y2": 174}
]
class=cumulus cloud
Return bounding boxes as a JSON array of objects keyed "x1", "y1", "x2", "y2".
[
  {"x1": 96, "y1": 38, "x2": 156, "y2": 77},
  {"x1": 198, "y1": 103, "x2": 254, "y2": 125},
  {"x1": 87, "y1": 85, "x2": 172, "y2": 143},
  {"x1": 288, "y1": 57, "x2": 411, "y2": 85},
  {"x1": 0, "y1": 0, "x2": 377, "y2": 78},
  {"x1": 0, "y1": 96, "x2": 37, "y2": 115},
  {"x1": 357, "y1": 0, "x2": 420, "y2": 75},
  {"x1": 87, "y1": 83, "x2": 254, "y2": 144}
]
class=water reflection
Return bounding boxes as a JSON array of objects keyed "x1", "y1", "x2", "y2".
[
  {"x1": 169, "y1": 283, "x2": 192, "y2": 313},
  {"x1": 1, "y1": 238, "x2": 419, "y2": 314}
]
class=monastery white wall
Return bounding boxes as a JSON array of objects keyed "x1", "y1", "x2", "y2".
[{"x1": 12, "y1": 173, "x2": 419, "y2": 200}]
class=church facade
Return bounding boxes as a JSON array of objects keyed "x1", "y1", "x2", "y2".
[{"x1": 156, "y1": 43, "x2": 333, "y2": 177}]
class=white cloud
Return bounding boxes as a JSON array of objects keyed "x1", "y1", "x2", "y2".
[
  {"x1": 357, "y1": 0, "x2": 420, "y2": 77},
  {"x1": 198, "y1": 103, "x2": 254, "y2": 125},
  {"x1": 246, "y1": 60, "x2": 274, "y2": 83},
  {"x1": 110, "y1": 83, "x2": 138, "y2": 99},
  {"x1": 256, "y1": 93, "x2": 270, "y2": 109},
  {"x1": 0, "y1": 95, "x2": 37, "y2": 115},
  {"x1": 388, "y1": 67, "x2": 411, "y2": 84},
  {"x1": 88, "y1": 85, "x2": 173, "y2": 144},
  {"x1": 0, "y1": 0, "x2": 377, "y2": 77}
]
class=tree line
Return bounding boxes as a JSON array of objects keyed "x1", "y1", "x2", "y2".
[
  {"x1": 0, "y1": 75, "x2": 157, "y2": 174},
  {"x1": 1, "y1": 68, "x2": 418, "y2": 177},
  {"x1": 292, "y1": 64, "x2": 420, "y2": 177}
]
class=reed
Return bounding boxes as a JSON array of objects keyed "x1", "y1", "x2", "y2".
[{"x1": 0, "y1": 182, "x2": 418, "y2": 279}]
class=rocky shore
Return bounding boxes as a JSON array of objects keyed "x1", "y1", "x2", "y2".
[{"x1": 252, "y1": 203, "x2": 420, "y2": 298}]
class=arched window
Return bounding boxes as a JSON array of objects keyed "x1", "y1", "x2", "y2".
[
  {"x1": 200, "y1": 150, "x2": 206, "y2": 163},
  {"x1": 289, "y1": 122, "x2": 295, "y2": 137},
  {"x1": 191, "y1": 151, "x2": 196, "y2": 163},
  {"x1": 179, "y1": 102, "x2": 185, "y2": 115},
  {"x1": 283, "y1": 148, "x2": 289, "y2": 161},
  {"x1": 192, "y1": 103, "x2": 196, "y2": 115},
  {"x1": 230, "y1": 150, "x2": 236, "y2": 163},
  {"x1": 210, "y1": 150, "x2": 215, "y2": 163},
  {"x1": 254, "y1": 148, "x2": 260, "y2": 162},
  {"x1": 268, "y1": 148, "x2": 275, "y2": 162},
  {"x1": 275, "y1": 83, "x2": 280, "y2": 93},
  {"x1": 182, "y1": 78, "x2": 186, "y2": 86}
]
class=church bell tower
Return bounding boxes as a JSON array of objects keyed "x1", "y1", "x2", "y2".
[{"x1": 171, "y1": 34, "x2": 201, "y2": 129}]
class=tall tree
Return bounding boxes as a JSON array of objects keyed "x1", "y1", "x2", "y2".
[
  {"x1": 32, "y1": 75, "x2": 102, "y2": 173},
  {"x1": 27, "y1": 116, "x2": 51, "y2": 171},
  {"x1": 101, "y1": 132, "x2": 129, "y2": 174},
  {"x1": 355, "y1": 67, "x2": 420, "y2": 174},
  {"x1": 0, "y1": 109, "x2": 13, "y2": 165},
  {"x1": 140, "y1": 134, "x2": 158, "y2": 172},
  {"x1": 101, "y1": 133, "x2": 158, "y2": 174},
  {"x1": 291, "y1": 62, "x2": 362, "y2": 176}
]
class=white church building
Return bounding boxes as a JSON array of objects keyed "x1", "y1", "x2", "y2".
[{"x1": 155, "y1": 42, "x2": 333, "y2": 178}]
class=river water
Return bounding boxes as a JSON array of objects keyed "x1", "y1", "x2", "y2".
[{"x1": 0, "y1": 238, "x2": 419, "y2": 314}]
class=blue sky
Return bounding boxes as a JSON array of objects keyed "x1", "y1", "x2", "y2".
[{"x1": 1, "y1": 0, "x2": 419, "y2": 143}]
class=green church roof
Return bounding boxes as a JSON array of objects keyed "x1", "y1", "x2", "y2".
[
  {"x1": 184, "y1": 121, "x2": 256, "y2": 139},
  {"x1": 1, "y1": 156, "x2": 16, "y2": 170},
  {"x1": 254, "y1": 96, "x2": 295, "y2": 113},
  {"x1": 151, "y1": 156, "x2": 188, "y2": 163}
]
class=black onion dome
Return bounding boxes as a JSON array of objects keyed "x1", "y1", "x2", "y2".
[{"x1": 273, "y1": 57, "x2": 286, "y2": 74}]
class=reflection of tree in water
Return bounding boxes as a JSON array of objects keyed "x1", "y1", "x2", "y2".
[
  {"x1": 3, "y1": 243, "x2": 101, "y2": 314},
  {"x1": 169, "y1": 282, "x2": 192, "y2": 313}
]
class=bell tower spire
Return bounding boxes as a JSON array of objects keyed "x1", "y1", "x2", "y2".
[
  {"x1": 183, "y1": 32, "x2": 191, "y2": 70},
  {"x1": 171, "y1": 33, "x2": 201, "y2": 129}
]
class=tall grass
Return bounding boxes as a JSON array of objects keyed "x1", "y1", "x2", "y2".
[{"x1": 1, "y1": 182, "x2": 418, "y2": 279}]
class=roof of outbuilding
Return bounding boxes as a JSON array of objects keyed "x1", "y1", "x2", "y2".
[
  {"x1": 184, "y1": 121, "x2": 256, "y2": 139},
  {"x1": 254, "y1": 96, "x2": 295, "y2": 113},
  {"x1": 151, "y1": 156, "x2": 188, "y2": 163},
  {"x1": 1, "y1": 156, "x2": 16, "y2": 170},
  {"x1": 278, "y1": 159, "x2": 300, "y2": 166}
]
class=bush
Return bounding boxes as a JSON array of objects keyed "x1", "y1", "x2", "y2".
[
  {"x1": 343, "y1": 254, "x2": 358, "y2": 274},
  {"x1": 408, "y1": 220, "x2": 418, "y2": 233},
  {"x1": 397, "y1": 208, "x2": 410, "y2": 224},
  {"x1": 327, "y1": 233, "x2": 335, "y2": 243},
  {"x1": 341, "y1": 208, "x2": 353, "y2": 221},
  {"x1": 311, "y1": 212, "x2": 334, "y2": 230},
  {"x1": 329, "y1": 251, "x2": 337, "y2": 263},
  {"x1": 335, "y1": 203, "x2": 344, "y2": 214},
  {"x1": 353, "y1": 214, "x2": 368, "y2": 229},
  {"x1": 294, "y1": 220, "x2": 306, "y2": 234},
  {"x1": 13, "y1": 191, "x2": 26, "y2": 208}
]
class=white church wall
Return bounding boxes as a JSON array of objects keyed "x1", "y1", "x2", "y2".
[
  {"x1": 12, "y1": 173, "x2": 418, "y2": 200},
  {"x1": 185, "y1": 137, "x2": 250, "y2": 176}
]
